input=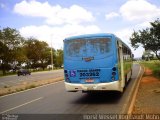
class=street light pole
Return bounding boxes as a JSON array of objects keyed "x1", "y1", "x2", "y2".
[{"x1": 50, "y1": 35, "x2": 54, "y2": 70}]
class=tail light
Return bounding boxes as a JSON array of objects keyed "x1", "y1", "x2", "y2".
[
  {"x1": 112, "y1": 67, "x2": 116, "y2": 71},
  {"x1": 112, "y1": 72, "x2": 116, "y2": 76},
  {"x1": 64, "y1": 70, "x2": 70, "y2": 82},
  {"x1": 111, "y1": 67, "x2": 116, "y2": 81}
]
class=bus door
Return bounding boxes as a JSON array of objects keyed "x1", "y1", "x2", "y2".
[{"x1": 117, "y1": 41, "x2": 125, "y2": 88}]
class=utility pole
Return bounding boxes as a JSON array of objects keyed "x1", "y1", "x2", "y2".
[{"x1": 50, "y1": 35, "x2": 54, "y2": 70}]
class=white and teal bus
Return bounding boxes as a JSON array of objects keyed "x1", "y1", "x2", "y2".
[{"x1": 63, "y1": 33, "x2": 132, "y2": 92}]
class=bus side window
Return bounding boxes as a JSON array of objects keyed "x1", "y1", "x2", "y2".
[{"x1": 117, "y1": 41, "x2": 120, "y2": 63}]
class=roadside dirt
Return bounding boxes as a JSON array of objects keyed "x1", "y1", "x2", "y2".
[{"x1": 132, "y1": 67, "x2": 160, "y2": 114}]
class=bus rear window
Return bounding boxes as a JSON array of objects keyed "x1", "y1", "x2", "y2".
[{"x1": 65, "y1": 38, "x2": 111, "y2": 57}]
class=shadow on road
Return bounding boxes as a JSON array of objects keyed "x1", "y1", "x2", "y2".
[
  {"x1": 71, "y1": 91, "x2": 123, "y2": 104},
  {"x1": 67, "y1": 75, "x2": 136, "y2": 105}
]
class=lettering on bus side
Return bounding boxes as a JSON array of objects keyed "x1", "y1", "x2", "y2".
[{"x1": 77, "y1": 69, "x2": 101, "y2": 78}]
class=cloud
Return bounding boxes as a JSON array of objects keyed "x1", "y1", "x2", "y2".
[
  {"x1": 105, "y1": 12, "x2": 120, "y2": 20},
  {"x1": 115, "y1": 28, "x2": 133, "y2": 44},
  {"x1": 115, "y1": 25, "x2": 144, "y2": 58},
  {"x1": 120, "y1": 0, "x2": 160, "y2": 22},
  {"x1": 104, "y1": 0, "x2": 160, "y2": 58},
  {"x1": 115, "y1": 28, "x2": 144, "y2": 58},
  {"x1": 135, "y1": 21, "x2": 151, "y2": 29},
  {"x1": 19, "y1": 24, "x2": 101, "y2": 49},
  {"x1": 14, "y1": 0, "x2": 94, "y2": 25},
  {"x1": 14, "y1": 1, "x2": 100, "y2": 49}
]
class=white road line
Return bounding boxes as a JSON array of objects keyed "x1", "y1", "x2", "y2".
[
  {"x1": 0, "y1": 80, "x2": 63, "y2": 99},
  {"x1": 0, "y1": 97, "x2": 43, "y2": 114}
]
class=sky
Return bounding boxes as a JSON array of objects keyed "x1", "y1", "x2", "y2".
[{"x1": 0, "y1": 0, "x2": 160, "y2": 58}]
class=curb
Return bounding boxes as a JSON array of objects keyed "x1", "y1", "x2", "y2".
[
  {"x1": 121, "y1": 64, "x2": 144, "y2": 114},
  {"x1": 127, "y1": 65, "x2": 144, "y2": 114},
  {"x1": 126, "y1": 65, "x2": 145, "y2": 114}
]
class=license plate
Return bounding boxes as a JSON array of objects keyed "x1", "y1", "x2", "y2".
[
  {"x1": 85, "y1": 79, "x2": 94, "y2": 83},
  {"x1": 87, "y1": 87, "x2": 94, "y2": 90}
]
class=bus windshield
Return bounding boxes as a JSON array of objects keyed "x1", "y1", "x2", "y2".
[{"x1": 65, "y1": 37, "x2": 112, "y2": 59}]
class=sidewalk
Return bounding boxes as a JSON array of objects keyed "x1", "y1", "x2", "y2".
[{"x1": 132, "y1": 67, "x2": 160, "y2": 114}]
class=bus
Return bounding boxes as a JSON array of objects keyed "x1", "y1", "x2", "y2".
[{"x1": 63, "y1": 33, "x2": 132, "y2": 92}]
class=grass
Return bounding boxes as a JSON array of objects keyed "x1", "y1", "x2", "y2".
[
  {"x1": 139, "y1": 60, "x2": 160, "y2": 79},
  {"x1": 16, "y1": 88, "x2": 24, "y2": 92},
  {"x1": 25, "y1": 84, "x2": 36, "y2": 89}
]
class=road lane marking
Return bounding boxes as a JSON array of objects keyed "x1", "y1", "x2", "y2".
[
  {"x1": 0, "y1": 80, "x2": 63, "y2": 99},
  {"x1": 0, "y1": 97, "x2": 43, "y2": 114}
]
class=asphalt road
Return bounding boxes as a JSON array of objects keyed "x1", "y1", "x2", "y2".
[
  {"x1": 0, "y1": 70, "x2": 63, "y2": 88},
  {"x1": 0, "y1": 64, "x2": 143, "y2": 120}
]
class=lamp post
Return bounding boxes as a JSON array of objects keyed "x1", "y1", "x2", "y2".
[{"x1": 50, "y1": 35, "x2": 54, "y2": 70}]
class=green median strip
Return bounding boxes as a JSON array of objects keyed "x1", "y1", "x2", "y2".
[{"x1": 0, "y1": 77, "x2": 64, "y2": 96}]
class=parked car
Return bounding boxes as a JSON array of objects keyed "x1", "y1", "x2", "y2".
[{"x1": 17, "y1": 69, "x2": 31, "y2": 76}]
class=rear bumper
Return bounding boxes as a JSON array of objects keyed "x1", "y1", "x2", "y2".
[{"x1": 65, "y1": 81, "x2": 123, "y2": 92}]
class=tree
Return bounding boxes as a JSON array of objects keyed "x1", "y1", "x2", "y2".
[
  {"x1": 0, "y1": 27, "x2": 24, "y2": 75},
  {"x1": 150, "y1": 19, "x2": 160, "y2": 59},
  {"x1": 24, "y1": 38, "x2": 51, "y2": 70},
  {"x1": 130, "y1": 19, "x2": 160, "y2": 60},
  {"x1": 55, "y1": 49, "x2": 63, "y2": 67}
]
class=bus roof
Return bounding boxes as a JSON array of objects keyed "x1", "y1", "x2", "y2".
[{"x1": 64, "y1": 33, "x2": 115, "y2": 41}]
